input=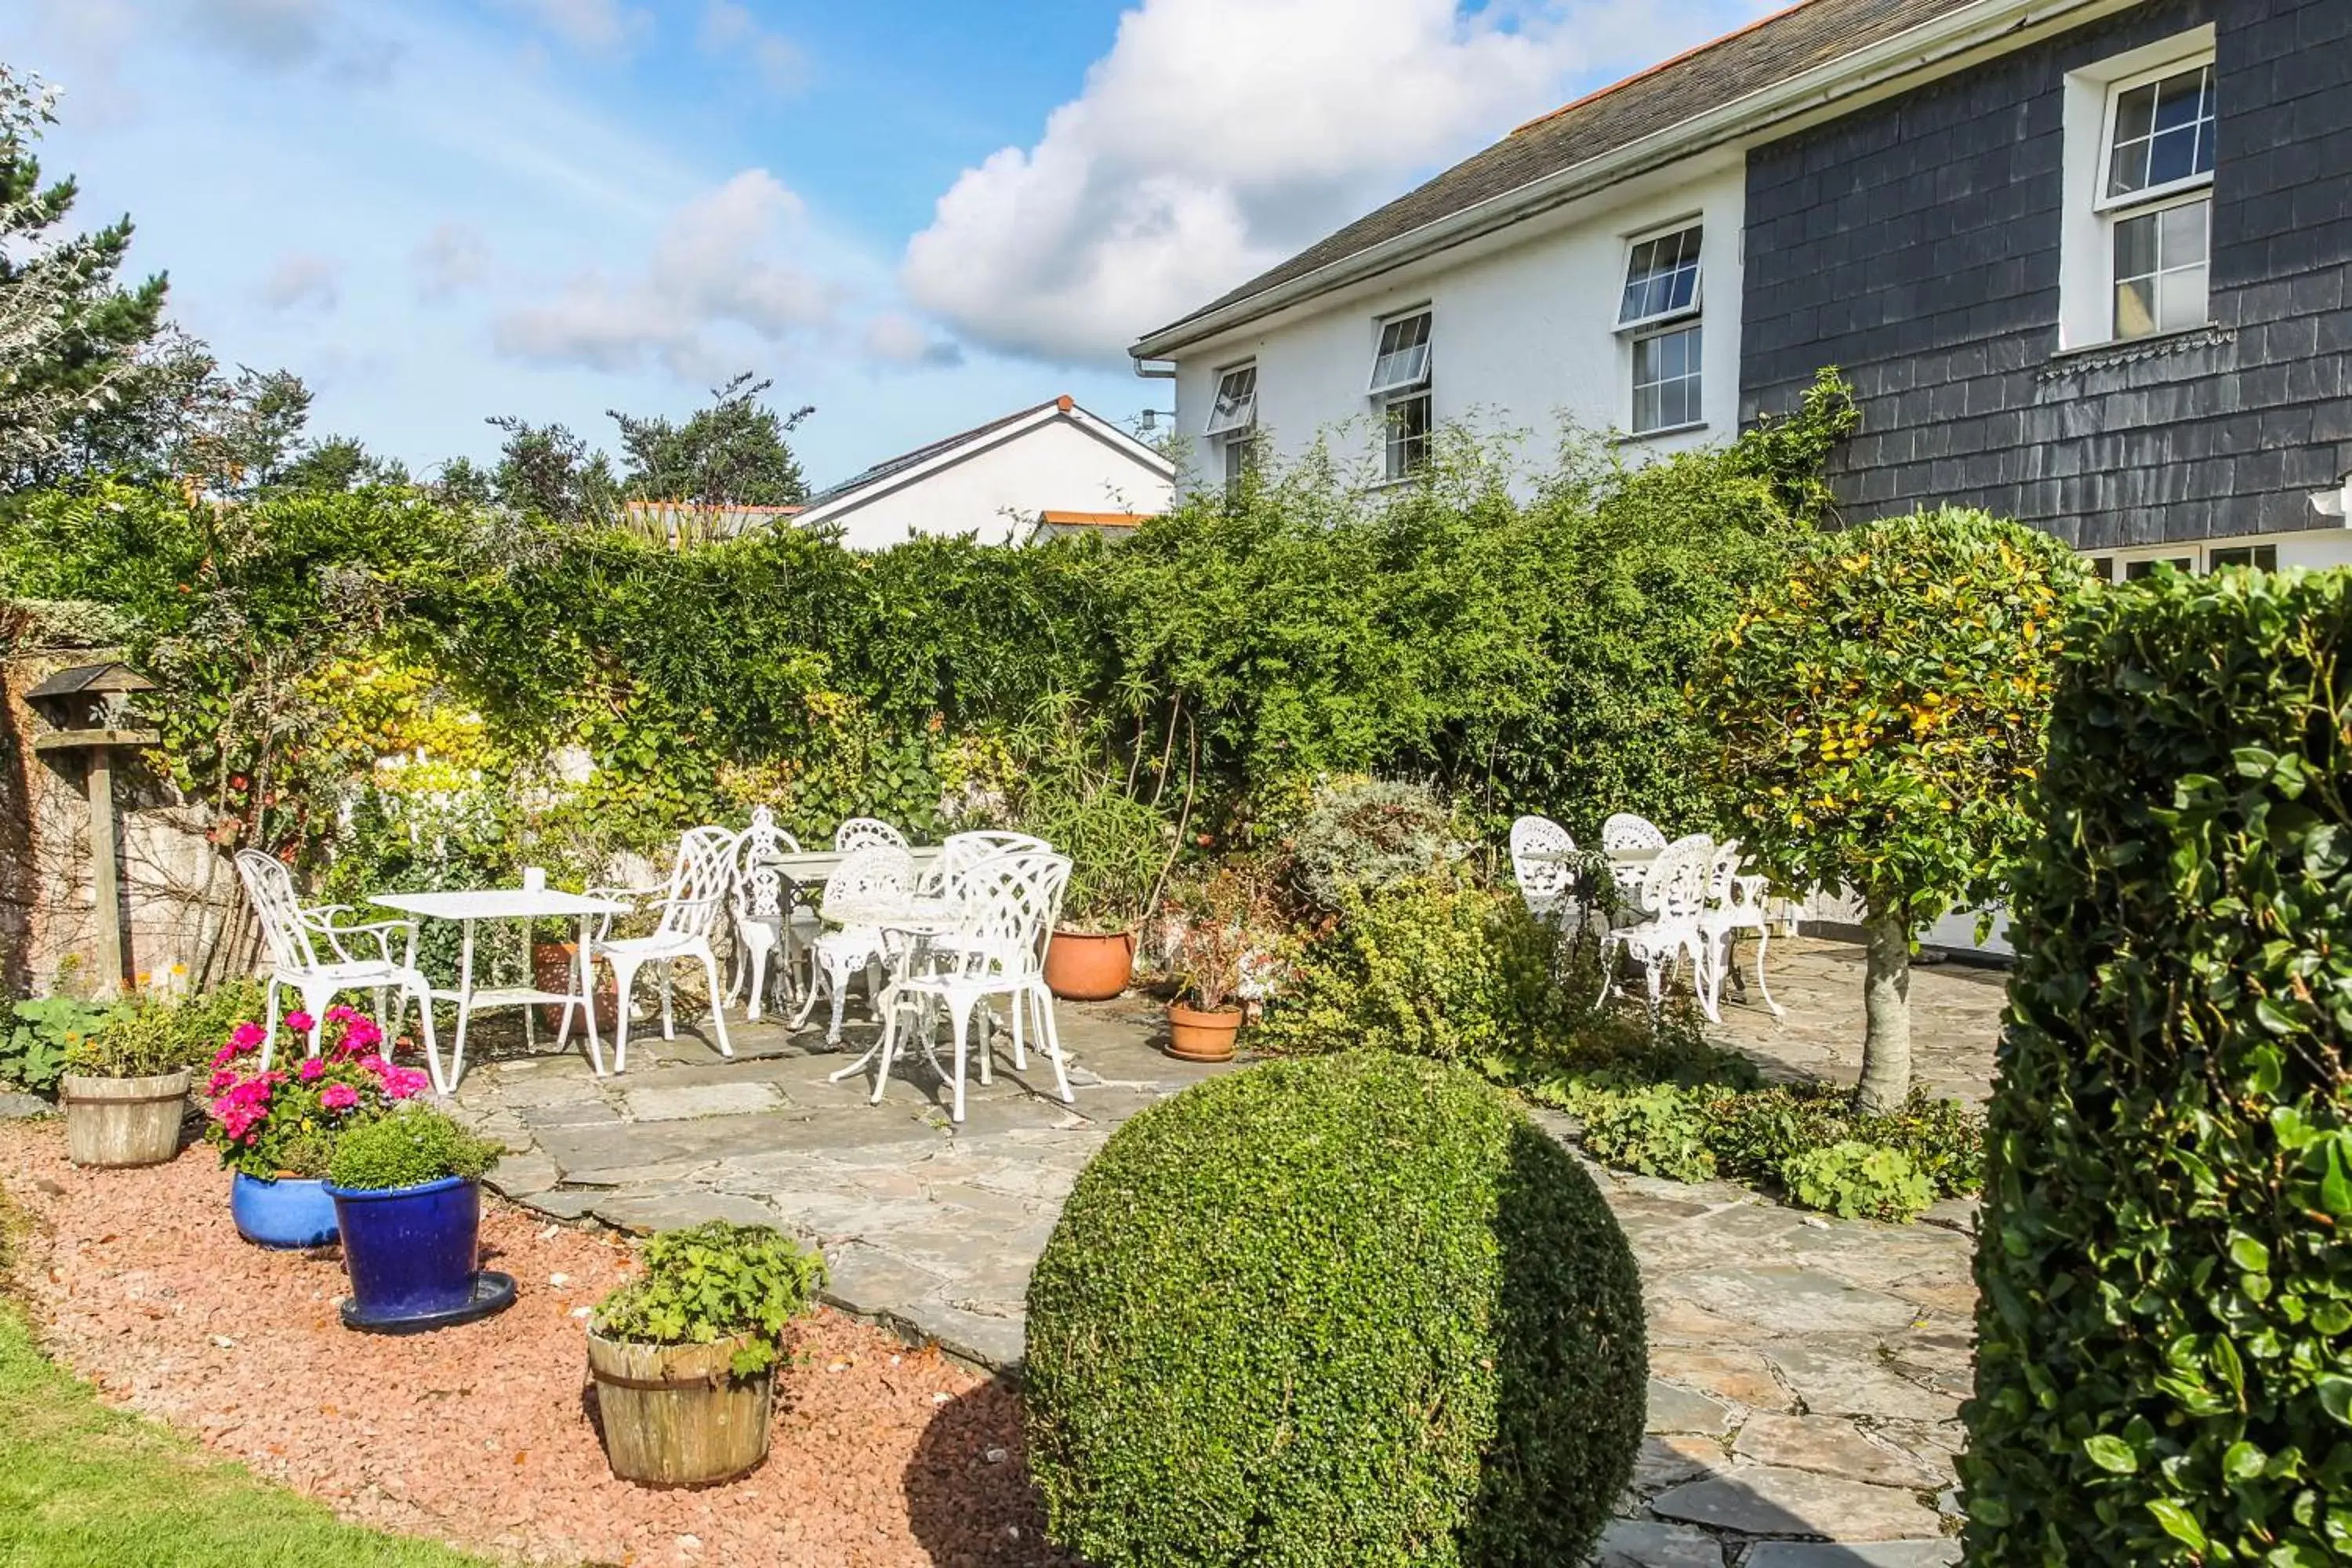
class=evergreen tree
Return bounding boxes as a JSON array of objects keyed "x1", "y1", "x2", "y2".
[
  {"x1": 486, "y1": 414, "x2": 617, "y2": 524},
  {"x1": 609, "y1": 372, "x2": 812, "y2": 506},
  {"x1": 0, "y1": 64, "x2": 169, "y2": 486}
]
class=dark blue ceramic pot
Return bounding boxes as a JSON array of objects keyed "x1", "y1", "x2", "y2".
[
  {"x1": 325, "y1": 1174, "x2": 481, "y2": 1320},
  {"x1": 230, "y1": 1172, "x2": 339, "y2": 1249}
]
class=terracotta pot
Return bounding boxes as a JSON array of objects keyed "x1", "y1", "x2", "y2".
[
  {"x1": 1165, "y1": 1001, "x2": 1243, "y2": 1063},
  {"x1": 588, "y1": 1329, "x2": 775, "y2": 1486},
  {"x1": 534, "y1": 940, "x2": 620, "y2": 1033},
  {"x1": 1044, "y1": 928, "x2": 1136, "y2": 1000},
  {"x1": 62, "y1": 1069, "x2": 191, "y2": 1168}
]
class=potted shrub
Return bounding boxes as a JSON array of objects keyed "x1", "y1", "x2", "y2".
[
  {"x1": 1164, "y1": 863, "x2": 1287, "y2": 1063},
  {"x1": 1031, "y1": 787, "x2": 1169, "y2": 1001},
  {"x1": 60, "y1": 996, "x2": 198, "y2": 1169},
  {"x1": 324, "y1": 1105, "x2": 509, "y2": 1332},
  {"x1": 204, "y1": 1005, "x2": 434, "y2": 1249},
  {"x1": 587, "y1": 1221, "x2": 827, "y2": 1486}
]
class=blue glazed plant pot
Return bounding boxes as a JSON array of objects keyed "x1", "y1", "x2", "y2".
[
  {"x1": 230, "y1": 1172, "x2": 339, "y2": 1249},
  {"x1": 325, "y1": 1175, "x2": 481, "y2": 1321}
]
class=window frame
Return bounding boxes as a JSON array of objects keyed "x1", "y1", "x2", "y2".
[
  {"x1": 1381, "y1": 388, "x2": 1432, "y2": 482},
  {"x1": 1365, "y1": 308, "x2": 1433, "y2": 398},
  {"x1": 1201, "y1": 361, "x2": 1258, "y2": 439},
  {"x1": 2110, "y1": 187, "x2": 2212, "y2": 341},
  {"x1": 2091, "y1": 542, "x2": 2276, "y2": 581},
  {"x1": 1629, "y1": 321, "x2": 1704, "y2": 437},
  {"x1": 2093, "y1": 56, "x2": 2216, "y2": 216},
  {"x1": 1615, "y1": 223, "x2": 1705, "y2": 335},
  {"x1": 1220, "y1": 430, "x2": 1258, "y2": 495}
]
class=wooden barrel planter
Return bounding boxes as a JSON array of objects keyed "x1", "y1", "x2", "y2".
[
  {"x1": 587, "y1": 1329, "x2": 775, "y2": 1486},
  {"x1": 61, "y1": 1069, "x2": 191, "y2": 1168}
]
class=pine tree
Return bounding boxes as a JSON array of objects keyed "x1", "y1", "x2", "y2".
[{"x1": 0, "y1": 64, "x2": 169, "y2": 485}]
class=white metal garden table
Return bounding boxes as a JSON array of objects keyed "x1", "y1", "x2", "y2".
[
  {"x1": 822, "y1": 892, "x2": 965, "y2": 1099},
  {"x1": 370, "y1": 887, "x2": 632, "y2": 1092}
]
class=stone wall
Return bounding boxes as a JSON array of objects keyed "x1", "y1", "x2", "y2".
[
  {"x1": 1, "y1": 649, "x2": 243, "y2": 998},
  {"x1": 1740, "y1": 0, "x2": 2352, "y2": 550}
]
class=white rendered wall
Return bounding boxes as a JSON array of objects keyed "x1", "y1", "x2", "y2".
[
  {"x1": 1170, "y1": 154, "x2": 1748, "y2": 495},
  {"x1": 816, "y1": 420, "x2": 1173, "y2": 551}
]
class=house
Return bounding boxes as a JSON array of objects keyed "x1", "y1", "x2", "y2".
[
  {"x1": 792, "y1": 396, "x2": 1173, "y2": 551},
  {"x1": 1132, "y1": 0, "x2": 2352, "y2": 579}
]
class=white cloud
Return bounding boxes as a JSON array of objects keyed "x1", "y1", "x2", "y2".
[
  {"x1": 902, "y1": 0, "x2": 1773, "y2": 364},
  {"x1": 496, "y1": 0, "x2": 651, "y2": 56},
  {"x1": 699, "y1": 0, "x2": 806, "y2": 94},
  {"x1": 492, "y1": 169, "x2": 839, "y2": 379},
  {"x1": 260, "y1": 252, "x2": 339, "y2": 311},
  {"x1": 412, "y1": 221, "x2": 491, "y2": 299},
  {"x1": 182, "y1": 0, "x2": 327, "y2": 67},
  {"x1": 862, "y1": 313, "x2": 964, "y2": 369}
]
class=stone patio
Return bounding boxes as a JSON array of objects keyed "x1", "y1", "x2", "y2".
[{"x1": 449, "y1": 938, "x2": 2005, "y2": 1566}]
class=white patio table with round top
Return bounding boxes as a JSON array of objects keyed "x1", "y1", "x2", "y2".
[{"x1": 369, "y1": 886, "x2": 632, "y2": 1093}]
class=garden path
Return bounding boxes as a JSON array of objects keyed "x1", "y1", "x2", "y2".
[{"x1": 450, "y1": 937, "x2": 2007, "y2": 1566}]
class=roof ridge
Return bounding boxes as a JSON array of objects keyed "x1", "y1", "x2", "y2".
[{"x1": 1509, "y1": 0, "x2": 1826, "y2": 137}]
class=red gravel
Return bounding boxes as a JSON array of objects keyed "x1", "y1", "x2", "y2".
[{"x1": 0, "y1": 1121, "x2": 1075, "y2": 1567}]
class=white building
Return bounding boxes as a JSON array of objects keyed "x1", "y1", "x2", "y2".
[{"x1": 794, "y1": 395, "x2": 1172, "y2": 551}]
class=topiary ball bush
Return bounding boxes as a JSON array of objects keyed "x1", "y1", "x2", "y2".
[{"x1": 1023, "y1": 1051, "x2": 1646, "y2": 1568}]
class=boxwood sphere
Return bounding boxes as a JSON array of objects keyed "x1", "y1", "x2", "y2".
[{"x1": 1022, "y1": 1051, "x2": 1646, "y2": 1568}]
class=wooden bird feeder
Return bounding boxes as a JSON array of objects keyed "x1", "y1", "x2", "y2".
[{"x1": 27, "y1": 661, "x2": 160, "y2": 998}]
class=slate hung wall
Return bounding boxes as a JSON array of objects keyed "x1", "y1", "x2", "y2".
[{"x1": 1740, "y1": 0, "x2": 2352, "y2": 550}]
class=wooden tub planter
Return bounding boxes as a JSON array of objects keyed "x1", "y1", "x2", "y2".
[
  {"x1": 588, "y1": 1330, "x2": 775, "y2": 1486},
  {"x1": 62, "y1": 1069, "x2": 191, "y2": 1168}
]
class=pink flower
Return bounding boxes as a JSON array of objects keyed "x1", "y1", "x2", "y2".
[
  {"x1": 230, "y1": 1022, "x2": 266, "y2": 1051},
  {"x1": 358, "y1": 1055, "x2": 389, "y2": 1078},
  {"x1": 319, "y1": 1083, "x2": 360, "y2": 1112},
  {"x1": 325, "y1": 1004, "x2": 361, "y2": 1025},
  {"x1": 285, "y1": 1011, "x2": 315, "y2": 1034},
  {"x1": 205, "y1": 1069, "x2": 237, "y2": 1096},
  {"x1": 383, "y1": 1067, "x2": 431, "y2": 1100},
  {"x1": 212, "y1": 1044, "x2": 238, "y2": 1068},
  {"x1": 298, "y1": 1058, "x2": 325, "y2": 1081}
]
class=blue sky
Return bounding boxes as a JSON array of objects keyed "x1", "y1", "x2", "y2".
[{"x1": 5, "y1": 0, "x2": 1771, "y2": 488}]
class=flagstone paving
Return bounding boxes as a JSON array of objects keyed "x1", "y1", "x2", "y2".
[{"x1": 447, "y1": 938, "x2": 2002, "y2": 1564}]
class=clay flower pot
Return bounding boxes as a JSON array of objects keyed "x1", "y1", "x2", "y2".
[
  {"x1": 1044, "y1": 929, "x2": 1137, "y2": 1000},
  {"x1": 533, "y1": 940, "x2": 620, "y2": 1033},
  {"x1": 587, "y1": 1329, "x2": 775, "y2": 1486},
  {"x1": 1165, "y1": 1000, "x2": 1243, "y2": 1063},
  {"x1": 61, "y1": 1069, "x2": 191, "y2": 1168}
]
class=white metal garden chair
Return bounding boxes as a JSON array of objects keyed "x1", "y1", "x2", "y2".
[
  {"x1": 1595, "y1": 833, "x2": 1718, "y2": 1024},
  {"x1": 566, "y1": 826, "x2": 736, "y2": 1072},
  {"x1": 862, "y1": 849, "x2": 1074, "y2": 1123},
  {"x1": 1697, "y1": 838, "x2": 1784, "y2": 1018},
  {"x1": 833, "y1": 817, "x2": 909, "y2": 854},
  {"x1": 1599, "y1": 811, "x2": 1671, "y2": 920},
  {"x1": 792, "y1": 841, "x2": 914, "y2": 1045},
  {"x1": 1508, "y1": 815, "x2": 1581, "y2": 930},
  {"x1": 918, "y1": 829, "x2": 1053, "y2": 895},
  {"x1": 728, "y1": 807, "x2": 818, "y2": 1022},
  {"x1": 235, "y1": 849, "x2": 438, "y2": 1070}
]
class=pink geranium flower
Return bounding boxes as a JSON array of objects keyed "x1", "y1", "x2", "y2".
[
  {"x1": 383, "y1": 1067, "x2": 431, "y2": 1100},
  {"x1": 230, "y1": 1022, "x2": 266, "y2": 1051},
  {"x1": 319, "y1": 1083, "x2": 360, "y2": 1112},
  {"x1": 298, "y1": 1058, "x2": 325, "y2": 1081},
  {"x1": 285, "y1": 1011, "x2": 315, "y2": 1034}
]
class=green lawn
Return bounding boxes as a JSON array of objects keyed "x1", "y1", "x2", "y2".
[{"x1": 0, "y1": 1299, "x2": 493, "y2": 1567}]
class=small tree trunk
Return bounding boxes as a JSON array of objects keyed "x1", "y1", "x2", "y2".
[{"x1": 1857, "y1": 910, "x2": 1913, "y2": 1112}]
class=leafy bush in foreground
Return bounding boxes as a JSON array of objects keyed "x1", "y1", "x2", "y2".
[
  {"x1": 1025, "y1": 1052, "x2": 1646, "y2": 1567},
  {"x1": 1780, "y1": 1142, "x2": 1933, "y2": 1222},
  {"x1": 1965, "y1": 568, "x2": 2352, "y2": 1563}
]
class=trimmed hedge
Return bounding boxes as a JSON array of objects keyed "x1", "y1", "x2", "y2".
[
  {"x1": 1966, "y1": 568, "x2": 2352, "y2": 1563},
  {"x1": 1022, "y1": 1051, "x2": 1646, "y2": 1568}
]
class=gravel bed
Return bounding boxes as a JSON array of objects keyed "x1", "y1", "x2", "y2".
[{"x1": 0, "y1": 1121, "x2": 1075, "y2": 1567}]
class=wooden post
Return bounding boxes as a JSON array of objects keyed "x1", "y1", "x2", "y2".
[{"x1": 87, "y1": 748, "x2": 124, "y2": 999}]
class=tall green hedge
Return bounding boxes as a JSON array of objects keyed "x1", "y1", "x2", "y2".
[
  {"x1": 1023, "y1": 1052, "x2": 1646, "y2": 1568},
  {"x1": 1967, "y1": 568, "x2": 2352, "y2": 1563}
]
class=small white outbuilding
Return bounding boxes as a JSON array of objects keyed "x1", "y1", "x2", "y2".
[{"x1": 793, "y1": 395, "x2": 1172, "y2": 550}]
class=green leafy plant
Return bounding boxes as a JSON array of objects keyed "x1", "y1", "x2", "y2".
[
  {"x1": 1254, "y1": 883, "x2": 1570, "y2": 1066},
  {"x1": 1577, "y1": 1085, "x2": 1716, "y2": 1183},
  {"x1": 1286, "y1": 775, "x2": 1463, "y2": 913},
  {"x1": 1024, "y1": 1052, "x2": 1646, "y2": 1567},
  {"x1": 1779, "y1": 1141, "x2": 1932, "y2": 1222},
  {"x1": 1965, "y1": 568, "x2": 2352, "y2": 1564},
  {"x1": 592, "y1": 1221, "x2": 827, "y2": 1377},
  {"x1": 1693, "y1": 506, "x2": 2086, "y2": 1109},
  {"x1": 0, "y1": 997, "x2": 109, "y2": 1094},
  {"x1": 62, "y1": 996, "x2": 198, "y2": 1079},
  {"x1": 1164, "y1": 858, "x2": 1289, "y2": 1012},
  {"x1": 325, "y1": 1106, "x2": 499, "y2": 1192}
]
